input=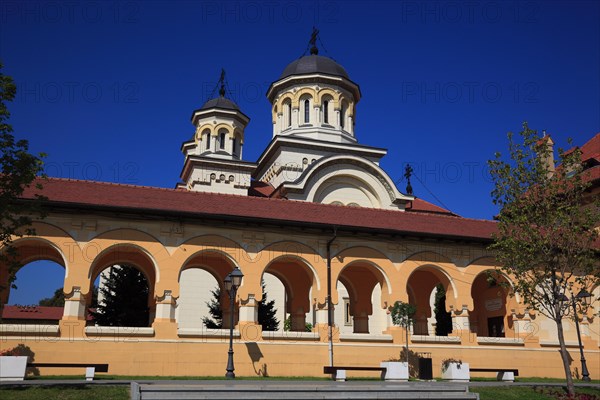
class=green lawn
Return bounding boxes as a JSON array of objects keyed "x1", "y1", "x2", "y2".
[
  {"x1": 472, "y1": 386, "x2": 600, "y2": 400},
  {"x1": 0, "y1": 385, "x2": 128, "y2": 400}
]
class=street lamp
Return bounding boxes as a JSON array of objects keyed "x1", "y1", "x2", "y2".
[
  {"x1": 224, "y1": 267, "x2": 244, "y2": 379},
  {"x1": 561, "y1": 290, "x2": 592, "y2": 382}
]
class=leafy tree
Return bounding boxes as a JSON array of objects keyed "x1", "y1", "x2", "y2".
[
  {"x1": 202, "y1": 287, "x2": 222, "y2": 329},
  {"x1": 391, "y1": 301, "x2": 417, "y2": 365},
  {"x1": 90, "y1": 265, "x2": 150, "y2": 327},
  {"x1": 0, "y1": 62, "x2": 46, "y2": 316},
  {"x1": 38, "y1": 288, "x2": 65, "y2": 307},
  {"x1": 258, "y1": 280, "x2": 279, "y2": 331},
  {"x1": 488, "y1": 122, "x2": 599, "y2": 396},
  {"x1": 433, "y1": 284, "x2": 452, "y2": 336},
  {"x1": 283, "y1": 316, "x2": 312, "y2": 332}
]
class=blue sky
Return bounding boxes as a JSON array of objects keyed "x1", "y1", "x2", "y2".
[{"x1": 2, "y1": 1, "x2": 599, "y2": 304}]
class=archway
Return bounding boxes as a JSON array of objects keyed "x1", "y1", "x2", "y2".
[
  {"x1": 177, "y1": 250, "x2": 239, "y2": 329},
  {"x1": 470, "y1": 271, "x2": 515, "y2": 337},
  {"x1": 406, "y1": 265, "x2": 454, "y2": 335},
  {"x1": 1, "y1": 239, "x2": 67, "y2": 325},
  {"x1": 336, "y1": 262, "x2": 388, "y2": 334},
  {"x1": 89, "y1": 245, "x2": 156, "y2": 327},
  {"x1": 262, "y1": 256, "x2": 316, "y2": 332}
]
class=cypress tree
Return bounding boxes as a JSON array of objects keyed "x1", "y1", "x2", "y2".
[
  {"x1": 91, "y1": 265, "x2": 149, "y2": 327},
  {"x1": 433, "y1": 283, "x2": 453, "y2": 336}
]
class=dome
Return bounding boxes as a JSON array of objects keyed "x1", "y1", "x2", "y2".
[
  {"x1": 200, "y1": 96, "x2": 239, "y2": 111},
  {"x1": 279, "y1": 54, "x2": 349, "y2": 80}
]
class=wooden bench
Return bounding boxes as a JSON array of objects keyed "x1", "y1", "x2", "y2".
[
  {"x1": 324, "y1": 366, "x2": 386, "y2": 381},
  {"x1": 27, "y1": 363, "x2": 109, "y2": 381},
  {"x1": 470, "y1": 368, "x2": 519, "y2": 382}
]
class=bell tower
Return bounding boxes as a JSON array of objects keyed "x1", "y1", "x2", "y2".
[{"x1": 178, "y1": 70, "x2": 256, "y2": 195}]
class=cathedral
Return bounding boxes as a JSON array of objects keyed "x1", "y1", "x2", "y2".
[{"x1": 1, "y1": 33, "x2": 598, "y2": 380}]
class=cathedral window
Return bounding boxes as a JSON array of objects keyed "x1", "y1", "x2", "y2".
[
  {"x1": 203, "y1": 129, "x2": 211, "y2": 150},
  {"x1": 323, "y1": 100, "x2": 329, "y2": 123},
  {"x1": 219, "y1": 131, "x2": 226, "y2": 149},
  {"x1": 233, "y1": 137, "x2": 238, "y2": 156},
  {"x1": 340, "y1": 103, "x2": 346, "y2": 130},
  {"x1": 304, "y1": 99, "x2": 310, "y2": 123}
]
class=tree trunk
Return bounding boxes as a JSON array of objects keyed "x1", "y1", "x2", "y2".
[{"x1": 556, "y1": 318, "x2": 575, "y2": 396}]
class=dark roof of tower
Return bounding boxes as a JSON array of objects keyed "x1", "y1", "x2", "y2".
[
  {"x1": 279, "y1": 54, "x2": 349, "y2": 80},
  {"x1": 199, "y1": 96, "x2": 239, "y2": 111}
]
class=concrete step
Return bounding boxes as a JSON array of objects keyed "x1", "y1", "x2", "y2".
[{"x1": 132, "y1": 382, "x2": 479, "y2": 400}]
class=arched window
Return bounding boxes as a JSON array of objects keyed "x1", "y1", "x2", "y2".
[
  {"x1": 283, "y1": 100, "x2": 292, "y2": 128},
  {"x1": 340, "y1": 103, "x2": 346, "y2": 130},
  {"x1": 232, "y1": 137, "x2": 238, "y2": 156},
  {"x1": 304, "y1": 99, "x2": 310, "y2": 123},
  {"x1": 219, "y1": 131, "x2": 226, "y2": 150},
  {"x1": 323, "y1": 100, "x2": 329, "y2": 124},
  {"x1": 203, "y1": 129, "x2": 211, "y2": 151}
]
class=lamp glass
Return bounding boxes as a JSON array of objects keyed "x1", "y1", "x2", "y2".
[
  {"x1": 230, "y1": 267, "x2": 244, "y2": 288},
  {"x1": 224, "y1": 274, "x2": 232, "y2": 292}
]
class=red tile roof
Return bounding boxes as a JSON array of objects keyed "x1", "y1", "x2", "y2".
[
  {"x1": 2, "y1": 305, "x2": 63, "y2": 320},
  {"x1": 21, "y1": 178, "x2": 497, "y2": 241},
  {"x1": 580, "y1": 133, "x2": 599, "y2": 164},
  {"x1": 407, "y1": 198, "x2": 456, "y2": 216}
]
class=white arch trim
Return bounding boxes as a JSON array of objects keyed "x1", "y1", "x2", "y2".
[{"x1": 283, "y1": 155, "x2": 413, "y2": 210}]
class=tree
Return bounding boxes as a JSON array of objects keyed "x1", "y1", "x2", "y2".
[
  {"x1": 433, "y1": 284, "x2": 452, "y2": 336},
  {"x1": 202, "y1": 287, "x2": 222, "y2": 329},
  {"x1": 258, "y1": 280, "x2": 279, "y2": 331},
  {"x1": 488, "y1": 122, "x2": 599, "y2": 395},
  {"x1": 203, "y1": 279, "x2": 280, "y2": 330},
  {"x1": 0, "y1": 62, "x2": 46, "y2": 315},
  {"x1": 391, "y1": 301, "x2": 417, "y2": 365},
  {"x1": 90, "y1": 265, "x2": 150, "y2": 327},
  {"x1": 38, "y1": 286, "x2": 97, "y2": 308},
  {"x1": 38, "y1": 288, "x2": 65, "y2": 307}
]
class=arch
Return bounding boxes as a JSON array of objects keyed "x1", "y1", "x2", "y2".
[
  {"x1": 292, "y1": 88, "x2": 317, "y2": 107},
  {"x1": 88, "y1": 243, "x2": 157, "y2": 286},
  {"x1": 405, "y1": 263, "x2": 458, "y2": 335},
  {"x1": 469, "y1": 269, "x2": 517, "y2": 337},
  {"x1": 316, "y1": 88, "x2": 339, "y2": 107},
  {"x1": 283, "y1": 155, "x2": 412, "y2": 210},
  {"x1": 212, "y1": 124, "x2": 232, "y2": 137},
  {"x1": 1, "y1": 236, "x2": 69, "y2": 306},
  {"x1": 171, "y1": 234, "x2": 248, "y2": 299},
  {"x1": 335, "y1": 260, "x2": 391, "y2": 334}
]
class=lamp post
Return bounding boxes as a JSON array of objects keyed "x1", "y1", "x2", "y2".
[
  {"x1": 224, "y1": 267, "x2": 244, "y2": 379},
  {"x1": 562, "y1": 290, "x2": 592, "y2": 382}
]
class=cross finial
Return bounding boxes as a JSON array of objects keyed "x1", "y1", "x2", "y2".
[
  {"x1": 404, "y1": 164, "x2": 414, "y2": 195},
  {"x1": 309, "y1": 27, "x2": 319, "y2": 55},
  {"x1": 218, "y1": 69, "x2": 226, "y2": 97}
]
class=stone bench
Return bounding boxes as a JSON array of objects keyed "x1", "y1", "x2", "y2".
[
  {"x1": 324, "y1": 366, "x2": 386, "y2": 381},
  {"x1": 470, "y1": 367, "x2": 519, "y2": 382},
  {"x1": 27, "y1": 363, "x2": 109, "y2": 381}
]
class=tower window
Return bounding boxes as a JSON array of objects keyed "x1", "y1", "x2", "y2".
[
  {"x1": 304, "y1": 99, "x2": 310, "y2": 123},
  {"x1": 285, "y1": 101, "x2": 292, "y2": 127},
  {"x1": 323, "y1": 100, "x2": 329, "y2": 123},
  {"x1": 206, "y1": 134, "x2": 211, "y2": 150},
  {"x1": 233, "y1": 137, "x2": 238, "y2": 156},
  {"x1": 219, "y1": 132, "x2": 226, "y2": 149},
  {"x1": 340, "y1": 104, "x2": 346, "y2": 129}
]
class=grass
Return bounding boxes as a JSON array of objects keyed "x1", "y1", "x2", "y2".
[
  {"x1": 472, "y1": 386, "x2": 600, "y2": 400},
  {"x1": 0, "y1": 385, "x2": 128, "y2": 400}
]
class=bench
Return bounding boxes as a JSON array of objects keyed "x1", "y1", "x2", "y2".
[
  {"x1": 470, "y1": 368, "x2": 519, "y2": 382},
  {"x1": 27, "y1": 363, "x2": 109, "y2": 381},
  {"x1": 324, "y1": 366, "x2": 386, "y2": 381}
]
